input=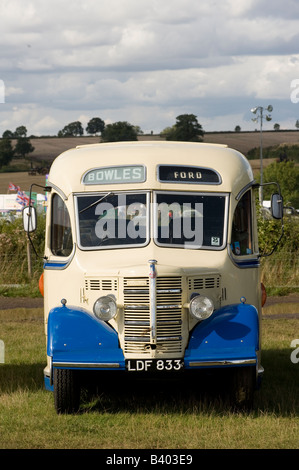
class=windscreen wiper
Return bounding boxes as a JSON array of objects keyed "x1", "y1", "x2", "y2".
[{"x1": 79, "y1": 192, "x2": 114, "y2": 214}]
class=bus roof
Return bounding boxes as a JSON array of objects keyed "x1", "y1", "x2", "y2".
[{"x1": 48, "y1": 141, "x2": 254, "y2": 198}]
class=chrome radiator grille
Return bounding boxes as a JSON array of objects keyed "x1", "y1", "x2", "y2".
[{"x1": 123, "y1": 277, "x2": 183, "y2": 356}]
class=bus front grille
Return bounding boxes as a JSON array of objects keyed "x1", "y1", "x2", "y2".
[{"x1": 123, "y1": 277, "x2": 183, "y2": 356}]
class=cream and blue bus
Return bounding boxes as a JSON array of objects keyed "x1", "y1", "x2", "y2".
[{"x1": 23, "y1": 141, "x2": 283, "y2": 413}]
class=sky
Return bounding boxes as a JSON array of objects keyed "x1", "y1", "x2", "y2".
[{"x1": 1, "y1": 0, "x2": 299, "y2": 136}]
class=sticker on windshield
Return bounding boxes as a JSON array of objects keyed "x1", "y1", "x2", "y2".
[{"x1": 211, "y1": 236, "x2": 220, "y2": 246}]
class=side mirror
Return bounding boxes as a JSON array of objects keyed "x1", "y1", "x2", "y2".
[
  {"x1": 271, "y1": 193, "x2": 283, "y2": 220},
  {"x1": 23, "y1": 206, "x2": 37, "y2": 232}
]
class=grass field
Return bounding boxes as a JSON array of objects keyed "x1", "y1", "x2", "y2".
[
  {"x1": 0, "y1": 171, "x2": 46, "y2": 195},
  {"x1": 0, "y1": 306, "x2": 298, "y2": 449}
]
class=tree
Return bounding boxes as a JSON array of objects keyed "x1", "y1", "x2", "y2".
[
  {"x1": 2, "y1": 130, "x2": 14, "y2": 139},
  {"x1": 273, "y1": 123, "x2": 280, "y2": 131},
  {"x1": 101, "y1": 121, "x2": 138, "y2": 142},
  {"x1": 261, "y1": 160, "x2": 299, "y2": 208},
  {"x1": 13, "y1": 126, "x2": 35, "y2": 162},
  {"x1": 160, "y1": 126, "x2": 175, "y2": 139},
  {"x1": 295, "y1": 119, "x2": 299, "y2": 130},
  {"x1": 235, "y1": 125, "x2": 241, "y2": 132},
  {"x1": 14, "y1": 136, "x2": 35, "y2": 160},
  {"x1": 86, "y1": 117, "x2": 105, "y2": 135},
  {"x1": 133, "y1": 126, "x2": 144, "y2": 135},
  {"x1": 163, "y1": 114, "x2": 204, "y2": 142},
  {"x1": 0, "y1": 138, "x2": 14, "y2": 169},
  {"x1": 15, "y1": 125, "x2": 27, "y2": 138},
  {"x1": 58, "y1": 121, "x2": 84, "y2": 137}
]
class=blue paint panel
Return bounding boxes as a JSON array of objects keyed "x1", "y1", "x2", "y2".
[
  {"x1": 44, "y1": 261, "x2": 69, "y2": 269},
  {"x1": 44, "y1": 376, "x2": 53, "y2": 392},
  {"x1": 184, "y1": 303, "x2": 259, "y2": 368},
  {"x1": 47, "y1": 304, "x2": 125, "y2": 369},
  {"x1": 234, "y1": 259, "x2": 260, "y2": 268}
]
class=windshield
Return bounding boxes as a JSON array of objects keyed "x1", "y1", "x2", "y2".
[
  {"x1": 154, "y1": 192, "x2": 228, "y2": 249},
  {"x1": 76, "y1": 192, "x2": 149, "y2": 249},
  {"x1": 75, "y1": 191, "x2": 228, "y2": 250}
]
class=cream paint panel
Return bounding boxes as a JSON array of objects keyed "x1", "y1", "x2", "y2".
[
  {"x1": 44, "y1": 242, "x2": 261, "y2": 318},
  {"x1": 47, "y1": 141, "x2": 253, "y2": 198}
]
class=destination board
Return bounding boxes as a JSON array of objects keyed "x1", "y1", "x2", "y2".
[
  {"x1": 158, "y1": 165, "x2": 221, "y2": 184},
  {"x1": 82, "y1": 165, "x2": 146, "y2": 185}
]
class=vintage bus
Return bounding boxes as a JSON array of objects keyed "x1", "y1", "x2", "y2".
[{"x1": 23, "y1": 141, "x2": 283, "y2": 413}]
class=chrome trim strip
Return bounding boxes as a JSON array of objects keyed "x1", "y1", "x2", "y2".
[
  {"x1": 124, "y1": 289, "x2": 149, "y2": 294},
  {"x1": 53, "y1": 362, "x2": 120, "y2": 369},
  {"x1": 125, "y1": 335, "x2": 182, "y2": 342},
  {"x1": 47, "y1": 182, "x2": 68, "y2": 201},
  {"x1": 188, "y1": 359, "x2": 256, "y2": 367},
  {"x1": 235, "y1": 181, "x2": 257, "y2": 201},
  {"x1": 157, "y1": 289, "x2": 182, "y2": 294},
  {"x1": 157, "y1": 304, "x2": 181, "y2": 310},
  {"x1": 125, "y1": 337, "x2": 150, "y2": 342},
  {"x1": 149, "y1": 260, "x2": 157, "y2": 342},
  {"x1": 124, "y1": 319, "x2": 181, "y2": 326},
  {"x1": 157, "y1": 336, "x2": 182, "y2": 341},
  {"x1": 125, "y1": 305, "x2": 149, "y2": 310}
]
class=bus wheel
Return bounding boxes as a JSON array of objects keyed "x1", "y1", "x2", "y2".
[
  {"x1": 229, "y1": 366, "x2": 256, "y2": 411},
  {"x1": 54, "y1": 368, "x2": 81, "y2": 414}
]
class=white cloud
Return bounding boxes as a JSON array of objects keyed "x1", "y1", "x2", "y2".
[
  {"x1": 32, "y1": 115, "x2": 61, "y2": 135},
  {"x1": 5, "y1": 86, "x2": 23, "y2": 97},
  {"x1": 0, "y1": 0, "x2": 299, "y2": 135},
  {"x1": 0, "y1": 80, "x2": 4, "y2": 104}
]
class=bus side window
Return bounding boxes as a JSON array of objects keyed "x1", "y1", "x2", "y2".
[
  {"x1": 231, "y1": 191, "x2": 253, "y2": 256},
  {"x1": 51, "y1": 194, "x2": 73, "y2": 257}
]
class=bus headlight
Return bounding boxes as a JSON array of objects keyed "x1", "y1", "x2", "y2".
[
  {"x1": 189, "y1": 295, "x2": 214, "y2": 320},
  {"x1": 93, "y1": 295, "x2": 117, "y2": 321}
]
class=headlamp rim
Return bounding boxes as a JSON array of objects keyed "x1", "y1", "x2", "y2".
[
  {"x1": 93, "y1": 294, "x2": 117, "y2": 321},
  {"x1": 189, "y1": 294, "x2": 214, "y2": 320}
]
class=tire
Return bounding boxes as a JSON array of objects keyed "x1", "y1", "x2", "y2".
[
  {"x1": 229, "y1": 366, "x2": 256, "y2": 411},
  {"x1": 54, "y1": 368, "x2": 81, "y2": 414}
]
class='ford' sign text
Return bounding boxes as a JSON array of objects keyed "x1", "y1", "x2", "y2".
[{"x1": 158, "y1": 165, "x2": 221, "y2": 184}]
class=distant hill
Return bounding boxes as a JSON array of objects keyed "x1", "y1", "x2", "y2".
[
  {"x1": 203, "y1": 130, "x2": 299, "y2": 155},
  {"x1": 2, "y1": 130, "x2": 299, "y2": 193},
  {"x1": 6, "y1": 130, "x2": 299, "y2": 163}
]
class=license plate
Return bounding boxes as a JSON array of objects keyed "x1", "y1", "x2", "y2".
[{"x1": 126, "y1": 359, "x2": 184, "y2": 372}]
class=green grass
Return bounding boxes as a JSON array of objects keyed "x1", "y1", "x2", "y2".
[
  {"x1": 261, "y1": 252, "x2": 299, "y2": 297},
  {"x1": 0, "y1": 307, "x2": 298, "y2": 449}
]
